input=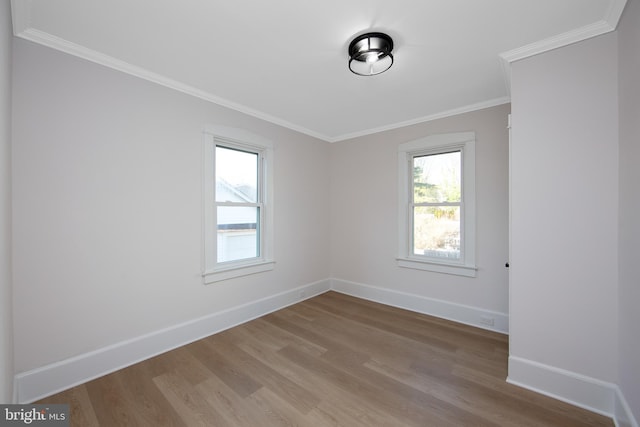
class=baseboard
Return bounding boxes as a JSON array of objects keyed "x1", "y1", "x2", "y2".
[
  {"x1": 14, "y1": 279, "x2": 331, "y2": 404},
  {"x1": 507, "y1": 355, "x2": 638, "y2": 427},
  {"x1": 330, "y1": 278, "x2": 509, "y2": 334},
  {"x1": 15, "y1": 278, "x2": 637, "y2": 427},
  {"x1": 614, "y1": 386, "x2": 639, "y2": 427}
]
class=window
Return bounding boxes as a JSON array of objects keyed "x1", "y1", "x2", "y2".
[
  {"x1": 203, "y1": 126, "x2": 274, "y2": 283},
  {"x1": 397, "y1": 132, "x2": 476, "y2": 277}
]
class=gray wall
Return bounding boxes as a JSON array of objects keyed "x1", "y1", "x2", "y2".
[
  {"x1": 11, "y1": 38, "x2": 331, "y2": 374},
  {"x1": 329, "y1": 104, "x2": 510, "y2": 316},
  {"x1": 0, "y1": 0, "x2": 14, "y2": 403},
  {"x1": 618, "y1": 0, "x2": 640, "y2": 421},
  {"x1": 509, "y1": 9, "x2": 640, "y2": 419},
  {"x1": 510, "y1": 29, "x2": 619, "y2": 384}
]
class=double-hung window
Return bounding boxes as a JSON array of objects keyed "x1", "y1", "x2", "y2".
[
  {"x1": 397, "y1": 132, "x2": 476, "y2": 277},
  {"x1": 203, "y1": 126, "x2": 274, "y2": 284}
]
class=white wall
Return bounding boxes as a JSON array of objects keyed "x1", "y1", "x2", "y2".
[
  {"x1": 329, "y1": 104, "x2": 510, "y2": 326},
  {"x1": 11, "y1": 38, "x2": 330, "y2": 375},
  {"x1": 618, "y1": 0, "x2": 640, "y2": 421},
  {"x1": 0, "y1": 0, "x2": 14, "y2": 403},
  {"x1": 509, "y1": 30, "x2": 619, "y2": 402}
]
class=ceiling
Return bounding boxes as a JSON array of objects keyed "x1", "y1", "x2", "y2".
[{"x1": 10, "y1": 0, "x2": 627, "y2": 142}]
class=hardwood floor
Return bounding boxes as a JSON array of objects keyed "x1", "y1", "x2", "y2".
[{"x1": 37, "y1": 291, "x2": 613, "y2": 426}]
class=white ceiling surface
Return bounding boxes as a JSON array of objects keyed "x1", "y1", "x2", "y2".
[{"x1": 11, "y1": 0, "x2": 627, "y2": 142}]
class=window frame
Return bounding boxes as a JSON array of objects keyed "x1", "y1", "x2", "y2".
[
  {"x1": 202, "y1": 126, "x2": 274, "y2": 284},
  {"x1": 397, "y1": 132, "x2": 477, "y2": 277}
]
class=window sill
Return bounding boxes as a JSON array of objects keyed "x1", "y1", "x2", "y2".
[
  {"x1": 396, "y1": 257, "x2": 477, "y2": 277},
  {"x1": 203, "y1": 260, "x2": 275, "y2": 284}
]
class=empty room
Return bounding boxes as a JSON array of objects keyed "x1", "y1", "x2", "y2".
[{"x1": 1, "y1": 0, "x2": 638, "y2": 426}]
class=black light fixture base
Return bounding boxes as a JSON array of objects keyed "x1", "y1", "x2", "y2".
[{"x1": 348, "y1": 32, "x2": 394, "y2": 76}]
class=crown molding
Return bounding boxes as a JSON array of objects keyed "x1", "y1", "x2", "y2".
[
  {"x1": 499, "y1": 0, "x2": 628, "y2": 94},
  {"x1": 11, "y1": 0, "x2": 626, "y2": 143},
  {"x1": 604, "y1": 0, "x2": 628, "y2": 26},
  {"x1": 500, "y1": 19, "x2": 615, "y2": 65},
  {"x1": 10, "y1": 0, "x2": 31, "y2": 35},
  {"x1": 13, "y1": 27, "x2": 510, "y2": 144},
  {"x1": 12, "y1": 27, "x2": 331, "y2": 142},
  {"x1": 328, "y1": 97, "x2": 511, "y2": 143}
]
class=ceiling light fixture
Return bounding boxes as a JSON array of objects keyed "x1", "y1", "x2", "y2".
[{"x1": 348, "y1": 32, "x2": 394, "y2": 76}]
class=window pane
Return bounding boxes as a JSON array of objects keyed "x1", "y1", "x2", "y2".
[
  {"x1": 413, "y1": 206, "x2": 461, "y2": 259},
  {"x1": 413, "y1": 151, "x2": 461, "y2": 203},
  {"x1": 217, "y1": 206, "x2": 259, "y2": 262},
  {"x1": 216, "y1": 146, "x2": 258, "y2": 203}
]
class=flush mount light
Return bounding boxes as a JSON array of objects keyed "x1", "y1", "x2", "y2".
[{"x1": 348, "y1": 32, "x2": 394, "y2": 76}]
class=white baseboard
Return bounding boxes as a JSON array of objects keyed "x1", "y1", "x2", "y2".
[
  {"x1": 614, "y1": 385, "x2": 639, "y2": 427},
  {"x1": 14, "y1": 279, "x2": 331, "y2": 404},
  {"x1": 330, "y1": 278, "x2": 509, "y2": 334},
  {"x1": 15, "y1": 277, "x2": 637, "y2": 427},
  {"x1": 508, "y1": 356, "x2": 638, "y2": 427}
]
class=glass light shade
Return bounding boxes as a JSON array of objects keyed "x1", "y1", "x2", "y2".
[{"x1": 348, "y1": 32, "x2": 394, "y2": 76}]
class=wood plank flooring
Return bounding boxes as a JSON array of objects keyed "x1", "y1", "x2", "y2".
[{"x1": 37, "y1": 291, "x2": 613, "y2": 426}]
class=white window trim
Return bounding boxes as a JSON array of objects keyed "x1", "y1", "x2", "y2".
[
  {"x1": 397, "y1": 132, "x2": 477, "y2": 277},
  {"x1": 202, "y1": 125, "x2": 274, "y2": 284}
]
